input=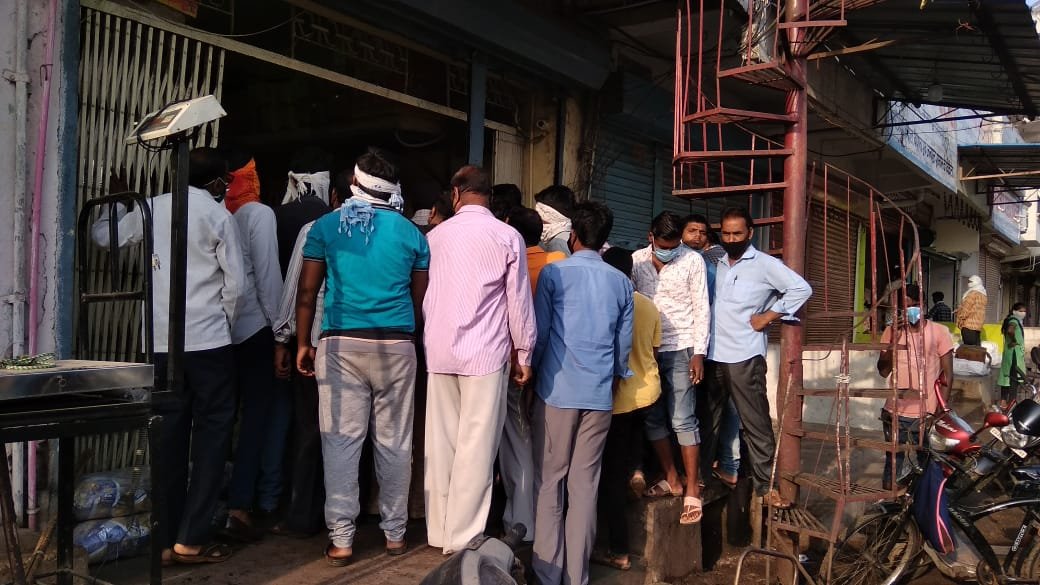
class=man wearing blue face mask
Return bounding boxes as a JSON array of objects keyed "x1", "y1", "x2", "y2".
[
  {"x1": 876, "y1": 282, "x2": 954, "y2": 489},
  {"x1": 631, "y1": 212, "x2": 710, "y2": 524}
]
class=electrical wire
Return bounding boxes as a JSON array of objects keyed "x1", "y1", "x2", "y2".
[{"x1": 126, "y1": 0, "x2": 293, "y2": 38}]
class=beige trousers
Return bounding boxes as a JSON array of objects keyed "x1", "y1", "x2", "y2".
[{"x1": 424, "y1": 364, "x2": 509, "y2": 551}]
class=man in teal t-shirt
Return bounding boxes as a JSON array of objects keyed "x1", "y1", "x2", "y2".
[{"x1": 295, "y1": 147, "x2": 429, "y2": 566}]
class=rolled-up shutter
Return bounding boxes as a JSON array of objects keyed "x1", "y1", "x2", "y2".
[
  {"x1": 591, "y1": 124, "x2": 657, "y2": 250},
  {"x1": 804, "y1": 204, "x2": 858, "y2": 346},
  {"x1": 979, "y1": 249, "x2": 1003, "y2": 323}
]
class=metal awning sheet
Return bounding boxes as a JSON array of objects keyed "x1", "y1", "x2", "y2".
[
  {"x1": 840, "y1": 0, "x2": 1040, "y2": 116},
  {"x1": 959, "y1": 143, "x2": 1040, "y2": 188}
]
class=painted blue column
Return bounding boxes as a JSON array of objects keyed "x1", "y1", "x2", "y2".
[
  {"x1": 468, "y1": 53, "x2": 487, "y2": 167},
  {"x1": 54, "y1": 0, "x2": 81, "y2": 359}
]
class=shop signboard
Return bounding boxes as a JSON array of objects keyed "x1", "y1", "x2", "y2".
[{"x1": 879, "y1": 102, "x2": 958, "y2": 193}]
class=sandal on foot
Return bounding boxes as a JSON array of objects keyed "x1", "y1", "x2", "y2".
[
  {"x1": 713, "y1": 469, "x2": 738, "y2": 488},
  {"x1": 171, "y1": 543, "x2": 233, "y2": 564},
  {"x1": 644, "y1": 479, "x2": 682, "y2": 498},
  {"x1": 679, "y1": 496, "x2": 703, "y2": 525},
  {"x1": 222, "y1": 515, "x2": 263, "y2": 543},
  {"x1": 763, "y1": 489, "x2": 793, "y2": 509},
  {"x1": 591, "y1": 552, "x2": 632, "y2": 571},
  {"x1": 386, "y1": 539, "x2": 407, "y2": 556},
  {"x1": 325, "y1": 543, "x2": 353, "y2": 567}
]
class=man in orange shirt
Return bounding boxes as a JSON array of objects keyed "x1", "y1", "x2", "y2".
[{"x1": 496, "y1": 205, "x2": 565, "y2": 541}]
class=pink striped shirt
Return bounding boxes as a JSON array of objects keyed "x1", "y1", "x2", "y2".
[{"x1": 423, "y1": 205, "x2": 537, "y2": 376}]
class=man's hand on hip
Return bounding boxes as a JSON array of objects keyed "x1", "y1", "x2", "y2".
[{"x1": 750, "y1": 312, "x2": 774, "y2": 332}]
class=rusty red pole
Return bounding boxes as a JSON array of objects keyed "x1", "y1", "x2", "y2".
[{"x1": 778, "y1": 0, "x2": 809, "y2": 505}]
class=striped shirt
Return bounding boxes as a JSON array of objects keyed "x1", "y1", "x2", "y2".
[{"x1": 423, "y1": 205, "x2": 537, "y2": 376}]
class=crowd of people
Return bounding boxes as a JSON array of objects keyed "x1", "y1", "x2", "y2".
[{"x1": 90, "y1": 144, "x2": 829, "y2": 584}]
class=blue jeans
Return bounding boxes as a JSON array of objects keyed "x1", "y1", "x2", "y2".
[
  {"x1": 880, "y1": 410, "x2": 925, "y2": 488},
  {"x1": 645, "y1": 348, "x2": 701, "y2": 446}
]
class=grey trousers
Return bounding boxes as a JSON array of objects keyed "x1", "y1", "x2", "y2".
[
  {"x1": 315, "y1": 337, "x2": 416, "y2": 548},
  {"x1": 532, "y1": 398, "x2": 612, "y2": 585},
  {"x1": 499, "y1": 383, "x2": 535, "y2": 542},
  {"x1": 715, "y1": 356, "x2": 774, "y2": 496}
]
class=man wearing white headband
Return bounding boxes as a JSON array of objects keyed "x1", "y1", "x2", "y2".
[
  {"x1": 295, "y1": 147, "x2": 429, "y2": 566},
  {"x1": 534, "y1": 185, "x2": 576, "y2": 257}
]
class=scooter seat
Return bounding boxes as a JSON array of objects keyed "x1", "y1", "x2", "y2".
[{"x1": 1011, "y1": 466, "x2": 1040, "y2": 482}]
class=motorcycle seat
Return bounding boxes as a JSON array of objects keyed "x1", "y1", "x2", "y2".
[{"x1": 1011, "y1": 466, "x2": 1040, "y2": 482}]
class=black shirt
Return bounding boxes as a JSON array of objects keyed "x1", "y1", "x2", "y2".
[{"x1": 275, "y1": 195, "x2": 330, "y2": 277}]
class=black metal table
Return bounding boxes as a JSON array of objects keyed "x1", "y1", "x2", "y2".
[{"x1": 0, "y1": 361, "x2": 160, "y2": 585}]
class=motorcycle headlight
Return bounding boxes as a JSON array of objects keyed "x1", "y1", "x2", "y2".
[
  {"x1": 929, "y1": 426, "x2": 960, "y2": 452},
  {"x1": 1002, "y1": 425, "x2": 1032, "y2": 449}
]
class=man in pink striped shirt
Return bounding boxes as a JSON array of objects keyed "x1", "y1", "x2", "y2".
[{"x1": 423, "y1": 165, "x2": 537, "y2": 553}]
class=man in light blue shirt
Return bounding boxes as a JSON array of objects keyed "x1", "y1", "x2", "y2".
[
  {"x1": 531, "y1": 201, "x2": 634, "y2": 585},
  {"x1": 708, "y1": 207, "x2": 811, "y2": 509}
]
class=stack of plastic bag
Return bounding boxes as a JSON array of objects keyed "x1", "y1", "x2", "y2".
[{"x1": 72, "y1": 468, "x2": 151, "y2": 564}]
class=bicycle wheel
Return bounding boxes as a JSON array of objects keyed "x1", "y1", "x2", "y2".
[{"x1": 826, "y1": 511, "x2": 923, "y2": 585}]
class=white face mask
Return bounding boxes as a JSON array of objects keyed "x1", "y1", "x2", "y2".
[{"x1": 1014, "y1": 310, "x2": 1027, "y2": 321}]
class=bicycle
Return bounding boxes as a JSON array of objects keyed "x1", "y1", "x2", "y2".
[{"x1": 829, "y1": 408, "x2": 1040, "y2": 585}]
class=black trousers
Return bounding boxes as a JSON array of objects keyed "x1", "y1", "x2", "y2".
[
  {"x1": 596, "y1": 407, "x2": 648, "y2": 555},
  {"x1": 696, "y1": 360, "x2": 726, "y2": 479},
  {"x1": 285, "y1": 371, "x2": 325, "y2": 534},
  {"x1": 714, "y1": 357, "x2": 774, "y2": 496},
  {"x1": 154, "y1": 346, "x2": 236, "y2": 547},
  {"x1": 961, "y1": 328, "x2": 981, "y2": 346}
]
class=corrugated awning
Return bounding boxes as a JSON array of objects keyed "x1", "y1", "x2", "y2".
[
  {"x1": 839, "y1": 0, "x2": 1040, "y2": 116},
  {"x1": 959, "y1": 143, "x2": 1040, "y2": 188}
]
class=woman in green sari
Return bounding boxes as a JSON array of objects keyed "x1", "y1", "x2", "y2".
[{"x1": 999, "y1": 302, "x2": 1028, "y2": 407}]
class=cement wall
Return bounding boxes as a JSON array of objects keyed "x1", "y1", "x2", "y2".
[{"x1": 0, "y1": 1, "x2": 77, "y2": 360}]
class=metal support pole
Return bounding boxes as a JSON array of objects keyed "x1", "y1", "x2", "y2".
[
  {"x1": 167, "y1": 137, "x2": 190, "y2": 396},
  {"x1": 467, "y1": 53, "x2": 487, "y2": 167},
  {"x1": 56, "y1": 437, "x2": 73, "y2": 585},
  {"x1": 1, "y1": 448, "x2": 27, "y2": 585},
  {"x1": 778, "y1": 0, "x2": 809, "y2": 507},
  {"x1": 553, "y1": 93, "x2": 567, "y2": 185}
]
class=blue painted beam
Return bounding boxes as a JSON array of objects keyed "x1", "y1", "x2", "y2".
[{"x1": 469, "y1": 54, "x2": 487, "y2": 166}]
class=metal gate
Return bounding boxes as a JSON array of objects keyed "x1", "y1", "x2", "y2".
[{"x1": 77, "y1": 4, "x2": 225, "y2": 363}]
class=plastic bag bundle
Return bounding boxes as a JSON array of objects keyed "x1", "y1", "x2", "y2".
[
  {"x1": 73, "y1": 467, "x2": 151, "y2": 521},
  {"x1": 73, "y1": 513, "x2": 151, "y2": 564}
]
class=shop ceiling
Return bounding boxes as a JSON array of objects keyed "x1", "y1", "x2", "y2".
[
  {"x1": 837, "y1": 0, "x2": 1040, "y2": 118},
  {"x1": 959, "y1": 143, "x2": 1040, "y2": 189}
]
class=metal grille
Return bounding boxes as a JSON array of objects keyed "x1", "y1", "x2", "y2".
[{"x1": 76, "y1": 6, "x2": 225, "y2": 362}]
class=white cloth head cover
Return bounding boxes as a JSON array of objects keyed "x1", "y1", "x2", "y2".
[
  {"x1": 282, "y1": 171, "x2": 330, "y2": 205},
  {"x1": 964, "y1": 275, "x2": 987, "y2": 299},
  {"x1": 536, "y1": 202, "x2": 571, "y2": 244},
  {"x1": 349, "y1": 165, "x2": 404, "y2": 212}
]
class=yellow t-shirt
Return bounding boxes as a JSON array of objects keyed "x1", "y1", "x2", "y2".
[{"x1": 614, "y1": 292, "x2": 662, "y2": 414}]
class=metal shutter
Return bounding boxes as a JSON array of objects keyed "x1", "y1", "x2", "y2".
[
  {"x1": 78, "y1": 6, "x2": 224, "y2": 362},
  {"x1": 591, "y1": 125, "x2": 657, "y2": 250},
  {"x1": 980, "y1": 249, "x2": 1003, "y2": 323},
  {"x1": 804, "y1": 204, "x2": 858, "y2": 346}
]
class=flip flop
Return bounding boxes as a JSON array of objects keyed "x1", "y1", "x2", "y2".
[
  {"x1": 764, "y1": 489, "x2": 793, "y2": 510},
  {"x1": 713, "y1": 469, "x2": 739, "y2": 488},
  {"x1": 221, "y1": 515, "x2": 263, "y2": 543},
  {"x1": 644, "y1": 479, "x2": 682, "y2": 498},
  {"x1": 171, "y1": 543, "x2": 232, "y2": 564},
  {"x1": 325, "y1": 543, "x2": 353, "y2": 567},
  {"x1": 386, "y1": 539, "x2": 407, "y2": 556},
  {"x1": 679, "y1": 496, "x2": 703, "y2": 525},
  {"x1": 591, "y1": 551, "x2": 632, "y2": 571}
]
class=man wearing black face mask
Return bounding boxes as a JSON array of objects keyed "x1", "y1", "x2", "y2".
[{"x1": 708, "y1": 207, "x2": 811, "y2": 509}]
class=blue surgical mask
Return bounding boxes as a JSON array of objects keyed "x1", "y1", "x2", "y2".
[
  {"x1": 906, "y1": 306, "x2": 922, "y2": 325},
  {"x1": 654, "y1": 246, "x2": 680, "y2": 264}
]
